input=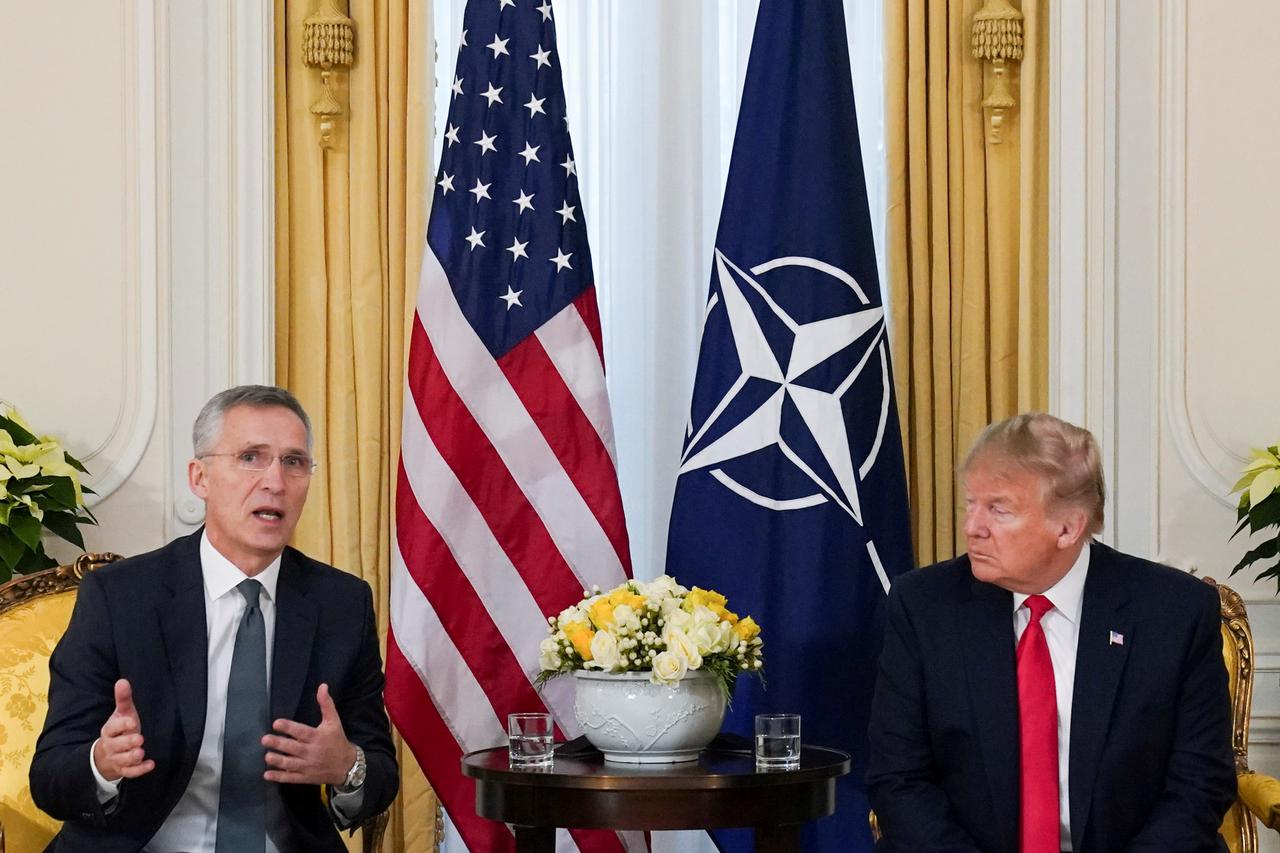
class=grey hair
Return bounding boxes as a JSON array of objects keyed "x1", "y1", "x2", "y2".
[
  {"x1": 960, "y1": 412, "x2": 1106, "y2": 535},
  {"x1": 192, "y1": 385, "x2": 313, "y2": 457}
]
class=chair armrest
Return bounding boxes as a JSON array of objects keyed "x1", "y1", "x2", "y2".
[
  {"x1": 360, "y1": 809, "x2": 389, "y2": 853},
  {"x1": 1239, "y1": 771, "x2": 1280, "y2": 830}
]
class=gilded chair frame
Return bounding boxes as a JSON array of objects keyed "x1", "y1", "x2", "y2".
[
  {"x1": 1211, "y1": 578, "x2": 1260, "y2": 853},
  {"x1": 0, "y1": 553, "x2": 399, "y2": 853}
]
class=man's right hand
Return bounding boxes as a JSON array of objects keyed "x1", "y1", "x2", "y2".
[{"x1": 92, "y1": 679, "x2": 155, "y2": 782}]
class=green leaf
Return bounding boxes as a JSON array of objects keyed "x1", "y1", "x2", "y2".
[
  {"x1": 1249, "y1": 492, "x2": 1280, "y2": 533},
  {"x1": 1232, "y1": 515, "x2": 1252, "y2": 540},
  {"x1": 41, "y1": 509, "x2": 86, "y2": 549},
  {"x1": 34, "y1": 476, "x2": 77, "y2": 510},
  {"x1": 1232, "y1": 539, "x2": 1280, "y2": 576},
  {"x1": 13, "y1": 547, "x2": 57, "y2": 575},
  {"x1": 0, "y1": 414, "x2": 38, "y2": 445},
  {"x1": 8, "y1": 506, "x2": 42, "y2": 550},
  {"x1": 0, "y1": 527, "x2": 28, "y2": 572},
  {"x1": 62, "y1": 451, "x2": 89, "y2": 475}
]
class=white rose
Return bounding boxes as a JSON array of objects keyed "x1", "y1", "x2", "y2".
[
  {"x1": 557, "y1": 604, "x2": 585, "y2": 624},
  {"x1": 589, "y1": 630, "x2": 622, "y2": 671},
  {"x1": 643, "y1": 575, "x2": 686, "y2": 599},
  {"x1": 692, "y1": 621, "x2": 731, "y2": 655},
  {"x1": 663, "y1": 626, "x2": 703, "y2": 670},
  {"x1": 661, "y1": 599, "x2": 693, "y2": 633},
  {"x1": 650, "y1": 650, "x2": 688, "y2": 685},
  {"x1": 613, "y1": 604, "x2": 641, "y2": 633},
  {"x1": 538, "y1": 637, "x2": 562, "y2": 670},
  {"x1": 689, "y1": 603, "x2": 720, "y2": 629}
]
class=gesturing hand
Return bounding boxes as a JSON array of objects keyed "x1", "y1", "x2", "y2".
[
  {"x1": 93, "y1": 678, "x2": 155, "y2": 782},
  {"x1": 262, "y1": 683, "x2": 357, "y2": 786}
]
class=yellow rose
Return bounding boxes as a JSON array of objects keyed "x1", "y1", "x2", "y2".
[
  {"x1": 564, "y1": 621, "x2": 595, "y2": 660},
  {"x1": 589, "y1": 599, "x2": 616, "y2": 631},
  {"x1": 683, "y1": 587, "x2": 728, "y2": 613},
  {"x1": 734, "y1": 616, "x2": 761, "y2": 642}
]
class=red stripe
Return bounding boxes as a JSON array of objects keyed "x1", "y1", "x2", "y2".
[
  {"x1": 498, "y1": 316, "x2": 632, "y2": 575},
  {"x1": 394, "y1": 462, "x2": 558, "y2": 729},
  {"x1": 385, "y1": 632, "x2": 514, "y2": 853},
  {"x1": 407, "y1": 316, "x2": 593, "y2": 616},
  {"x1": 573, "y1": 286, "x2": 606, "y2": 366}
]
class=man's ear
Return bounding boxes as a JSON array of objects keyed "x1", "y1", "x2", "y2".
[
  {"x1": 188, "y1": 458, "x2": 209, "y2": 499},
  {"x1": 1055, "y1": 506, "x2": 1089, "y2": 550}
]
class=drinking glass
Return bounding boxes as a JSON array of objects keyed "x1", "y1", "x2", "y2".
[
  {"x1": 508, "y1": 712, "x2": 554, "y2": 768},
  {"x1": 754, "y1": 713, "x2": 801, "y2": 770}
]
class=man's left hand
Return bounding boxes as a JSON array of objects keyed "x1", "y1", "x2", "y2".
[{"x1": 262, "y1": 683, "x2": 357, "y2": 786}]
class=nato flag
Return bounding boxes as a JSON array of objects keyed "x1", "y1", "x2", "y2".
[{"x1": 664, "y1": 1, "x2": 914, "y2": 850}]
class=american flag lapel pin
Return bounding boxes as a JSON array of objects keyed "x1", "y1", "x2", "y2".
[{"x1": 1109, "y1": 630, "x2": 1125, "y2": 646}]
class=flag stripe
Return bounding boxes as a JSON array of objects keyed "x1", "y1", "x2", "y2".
[
  {"x1": 417, "y1": 247, "x2": 627, "y2": 592},
  {"x1": 534, "y1": 296, "x2": 618, "y2": 461},
  {"x1": 406, "y1": 316, "x2": 596, "y2": 618}
]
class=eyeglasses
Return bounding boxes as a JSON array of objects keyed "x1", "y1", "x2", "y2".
[{"x1": 199, "y1": 450, "x2": 318, "y2": 478}]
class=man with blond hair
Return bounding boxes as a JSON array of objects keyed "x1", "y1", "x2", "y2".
[{"x1": 868, "y1": 413, "x2": 1234, "y2": 852}]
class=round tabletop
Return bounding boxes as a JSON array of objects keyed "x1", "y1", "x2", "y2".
[{"x1": 461, "y1": 744, "x2": 850, "y2": 848}]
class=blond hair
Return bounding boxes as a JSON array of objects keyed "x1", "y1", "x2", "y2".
[{"x1": 961, "y1": 413, "x2": 1106, "y2": 535}]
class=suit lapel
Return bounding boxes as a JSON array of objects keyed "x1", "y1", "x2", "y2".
[
  {"x1": 1068, "y1": 543, "x2": 1132, "y2": 850},
  {"x1": 960, "y1": 570, "x2": 1020, "y2": 850},
  {"x1": 271, "y1": 549, "x2": 318, "y2": 723},
  {"x1": 157, "y1": 532, "x2": 208, "y2": 758}
]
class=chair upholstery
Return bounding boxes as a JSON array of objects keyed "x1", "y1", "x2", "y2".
[{"x1": 0, "y1": 552, "x2": 394, "y2": 853}]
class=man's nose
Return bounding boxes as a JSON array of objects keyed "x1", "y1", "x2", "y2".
[
  {"x1": 963, "y1": 510, "x2": 985, "y2": 537},
  {"x1": 258, "y1": 456, "x2": 287, "y2": 489}
]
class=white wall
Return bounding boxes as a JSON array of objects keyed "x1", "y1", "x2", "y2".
[
  {"x1": 1054, "y1": 3, "x2": 1280, "y2": 847},
  {"x1": 0, "y1": 1, "x2": 273, "y2": 564}
]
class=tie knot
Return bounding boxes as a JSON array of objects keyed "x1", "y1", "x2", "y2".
[
  {"x1": 1024, "y1": 593, "x2": 1054, "y2": 622},
  {"x1": 237, "y1": 578, "x2": 262, "y2": 610}
]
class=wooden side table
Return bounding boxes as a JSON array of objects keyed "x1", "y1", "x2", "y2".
[{"x1": 461, "y1": 744, "x2": 851, "y2": 852}]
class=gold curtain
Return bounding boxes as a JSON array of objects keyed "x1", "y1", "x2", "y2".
[
  {"x1": 885, "y1": 0, "x2": 1049, "y2": 565},
  {"x1": 274, "y1": 1, "x2": 436, "y2": 850}
]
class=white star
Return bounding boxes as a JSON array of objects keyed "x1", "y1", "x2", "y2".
[
  {"x1": 524, "y1": 94, "x2": 546, "y2": 117},
  {"x1": 487, "y1": 35, "x2": 510, "y2": 58},
  {"x1": 536, "y1": 1, "x2": 553, "y2": 21},
  {"x1": 451, "y1": 76, "x2": 464, "y2": 97},
  {"x1": 556, "y1": 201, "x2": 576, "y2": 223},
  {"x1": 530, "y1": 45, "x2": 552, "y2": 69},
  {"x1": 677, "y1": 250, "x2": 887, "y2": 523},
  {"x1": 481, "y1": 82, "x2": 503, "y2": 107},
  {"x1": 474, "y1": 130, "x2": 497, "y2": 155},
  {"x1": 437, "y1": 172, "x2": 455, "y2": 195},
  {"x1": 518, "y1": 142, "x2": 541, "y2": 165},
  {"x1": 506, "y1": 238, "x2": 529, "y2": 261},
  {"x1": 469, "y1": 179, "x2": 492, "y2": 202},
  {"x1": 550, "y1": 248, "x2": 573, "y2": 272},
  {"x1": 513, "y1": 189, "x2": 535, "y2": 214},
  {"x1": 560, "y1": 156, "x2": 576, "y2": 177},
  {"x1": 499, "y1": 0, "x2": 516, "y2": 9},
  {"x1": 460, "y1": 29, "x2": 468, "y2": 47},
  {"x1": 500, "y1": 285, "x2": 523, "y2": 309},
  {"x1": 465, "y1": 227, "x2": 486, "y2": 251},
  {"x1": 444, "y1": 124, "x2": 460, "y2": 147}
]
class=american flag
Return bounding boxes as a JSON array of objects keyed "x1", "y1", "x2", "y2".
[{"x1": 385, "y1": 1, "x2": 637, "y2": 851}]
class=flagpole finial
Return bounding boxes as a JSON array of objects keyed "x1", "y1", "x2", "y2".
[
  {"x1": 972, "y1": 0, "x2": 1025, "y2": 145},
  {"x1": 302, "y1": 0, "x2": 356, "y2": 149}
]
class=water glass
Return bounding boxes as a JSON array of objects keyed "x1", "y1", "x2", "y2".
[
  {"x1": 755, "y1": 713, "x2": 801, "y2": 770},
  {"x1": 508, "y1": 712, "x2": 554, "y2": 768}
]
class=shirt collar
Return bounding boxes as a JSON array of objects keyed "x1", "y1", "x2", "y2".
[
  {"x1": 200, "y1": 530, "x2": 281, "y2": 604},
  {"x1": 1012, "y1": 541, "x2": 1091, "y2": 625}
]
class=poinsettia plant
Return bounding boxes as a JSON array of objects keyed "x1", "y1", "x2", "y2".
[
  {"x1": 0, "y1": 402, "x2": 97, "y2": 582},
  {"x1": 1229, "y1": 444, "x2": 1280, "y2": 589}
]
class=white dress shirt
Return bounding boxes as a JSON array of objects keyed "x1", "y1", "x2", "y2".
[
  {"x1": 91, "y1": 533, "x2": 361, "y2": 851},
  {"x1": 1012, "y1": 544, "x2": 1090, "y2": 853}
]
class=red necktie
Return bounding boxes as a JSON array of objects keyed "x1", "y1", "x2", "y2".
[{"x1": 1017, "y1": 594, "x2": 1059, "y2": 853}]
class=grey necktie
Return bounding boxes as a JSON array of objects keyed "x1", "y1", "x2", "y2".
[{"x1": 215, "y1": 579, "x2": 268, "y2": 853}]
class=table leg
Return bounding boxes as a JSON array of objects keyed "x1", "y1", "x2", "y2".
[
  {"x1": 513, "y1": 825, "x2": 556, "y2": 853},
  {"x1": 755, "y1": 823, "x2": 802, "y2": 853}
]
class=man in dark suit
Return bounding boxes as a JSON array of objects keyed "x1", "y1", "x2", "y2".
[
  {"x1": 867, "y1": 413, "x2": 1235, "y2": 853},
  {"x1": 31, "y1": 385, "x2": 398, "y2": 852}
]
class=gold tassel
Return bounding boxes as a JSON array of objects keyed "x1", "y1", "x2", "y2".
[
  {"x1": 302, "y1": 0, "x2": 356, "y2": 149},
  {"x1": 971, "y1": 0, "x2": 1024, "y2": 144}
]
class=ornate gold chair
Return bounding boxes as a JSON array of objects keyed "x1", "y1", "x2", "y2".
[{"x1": 0, "y1": 553, "x2": 393, "y2": 853}]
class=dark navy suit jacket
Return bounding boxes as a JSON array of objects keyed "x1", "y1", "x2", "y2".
[
  {"x1": 29, "y1": 531, "x2": 398, "y2": 852},
  {"x1": 867, "y1": 542, "x2": 1235, "y2": 852}
]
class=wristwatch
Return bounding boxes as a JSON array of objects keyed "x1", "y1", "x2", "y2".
[{"x1": 335, "y1": 744, "x2": 366, "y2": 794}]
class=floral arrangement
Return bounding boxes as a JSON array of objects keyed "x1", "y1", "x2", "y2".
[
  {"x1": 1230, "y1": 444, "x2": 1280, "y2": 588},
  {"x1": 0, "y1": 403, "x2": 96, "y2": 582},
  {"x1": 536, "y1": 575, "x2": 763, "y2": 698}
]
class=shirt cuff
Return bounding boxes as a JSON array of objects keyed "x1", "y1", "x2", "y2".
[
  {"x1": 329, "y1": 784, "x2": 365, "y2": 822},
  {"x1": 89, "y1": 738, "x2": 122, "y2": 804}
]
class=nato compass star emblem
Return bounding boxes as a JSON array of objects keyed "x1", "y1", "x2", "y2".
[{"x1": 679, "y1": 250, "x2": 894, "y2": 528}]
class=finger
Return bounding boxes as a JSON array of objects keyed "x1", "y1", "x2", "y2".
[
  {"x1": 272, "y1": 718, "x2": 315, "y2": 742},
  {"x1": 118, "y1": 759, "x2": 155, "y2": 779},
  {"x1": 317, "y1": 683, "x2": 338, "y2": 724},
  {"x1": 102, "y1": 713, "x2": 137, "y2": 738},
  {"x1": 106, "y1": 733, "x2": 144, "y2": 753},
  {"x1": 110, "y1": 746, "x2": 147, "y2": 767},
  {"x1": 264, "y1": 751, "x2": 307, "y2": 771},
  {"x1": 261, "y1": 734, "x2": 307, "y2": 756},
  {"x1": 264, "y1": 769, "x2": 320, "y2": 785},
  {"x1": 114, "y1": 679, "x2": 136, "y2": 717}
]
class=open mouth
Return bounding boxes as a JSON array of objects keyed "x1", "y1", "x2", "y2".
[{"x1": 252, "y1": 510, "x2": 284, "y2": 522}]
